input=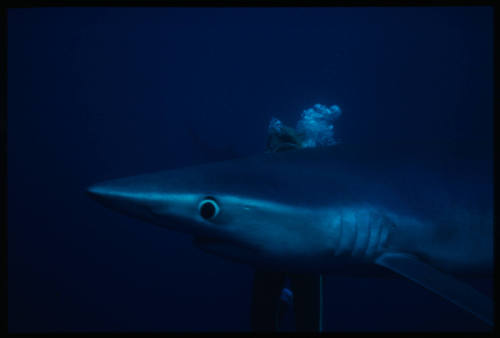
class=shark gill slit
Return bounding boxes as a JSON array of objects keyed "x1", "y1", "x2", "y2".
[
  {"x1": 365, "y1": 218, "x2": 382, "y2": 257},
  {"x1": 333, "y1": 212, "x2": 344, "y2": 256},
  {"x1": 341, "y1": 211, "x2": 390, "y2": 260},
  {"x1": 358, "y1": 217, "x2": 373, "y2": 258},
  {"x1": 347, "y1": 213, "x2": 358, "y2": 257}
]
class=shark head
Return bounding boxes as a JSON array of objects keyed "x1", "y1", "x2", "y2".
[{"x1": 87, "y1": 151, "x2": 348, "y2": 271}]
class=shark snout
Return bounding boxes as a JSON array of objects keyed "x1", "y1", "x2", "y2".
[
  {"x1": 86, "y1": 184, "x2": 115, "y2": 201},
  {"x1": 87, "y1": 183, "x2": 129, "y2": 206},
  {"x1": 86, "y1": 180, "x2": 158, "y2": 221}
]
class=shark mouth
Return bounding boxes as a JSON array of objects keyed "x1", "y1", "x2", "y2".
[
  {"x1": 192, "y1": 236, "x2": 227, "y2": 247},
  {"x1": 192, "y1": 236, "x2": 261, "y2": 265}
]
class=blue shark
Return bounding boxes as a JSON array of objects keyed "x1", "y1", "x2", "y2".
[{"x1": 87, "y1": 140, "x2": 493, "y2": 326}]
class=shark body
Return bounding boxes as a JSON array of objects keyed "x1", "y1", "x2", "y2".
[{"x1": 88, "y1": 141, "x2": 493, "y2": 326}]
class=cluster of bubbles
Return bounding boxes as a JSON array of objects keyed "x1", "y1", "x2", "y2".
[
  {"x1": 268, "y1": 103, "x2": 342, "y2": 148},
  {"x1": 297, "y1": 104, "x2": 342, "y2": 148}
]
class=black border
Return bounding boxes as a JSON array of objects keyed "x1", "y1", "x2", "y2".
[
  {"x1": 2, "y1": 0, "x2": 499, "y2": 8},
  {"x1": 1, "y1": 0, "x2": 497, "y2": 335},
  {"x1": 1, "y1": 4, "x2": 8, "y2": 337}
]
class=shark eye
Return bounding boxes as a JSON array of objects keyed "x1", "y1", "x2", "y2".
[{"x1": 199, "y1": 198, "x2": 220, "y2": 220}]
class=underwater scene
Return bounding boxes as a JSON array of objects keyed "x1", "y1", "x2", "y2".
[{"x1": 7, "y1": 6, "x2": 493, "y2": 332}]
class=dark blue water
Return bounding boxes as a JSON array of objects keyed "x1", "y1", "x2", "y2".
[{"x1": 8, "y1": 7, "x2": 493, "y2": 332}]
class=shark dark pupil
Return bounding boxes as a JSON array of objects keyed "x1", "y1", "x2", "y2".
[{"x1": 200, "y1": 201, "x2": 216, "y2": 219}]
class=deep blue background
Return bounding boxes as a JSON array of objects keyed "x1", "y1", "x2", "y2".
[{"x1": 8, "y1": 7, "x2": 493, "y2": 331}]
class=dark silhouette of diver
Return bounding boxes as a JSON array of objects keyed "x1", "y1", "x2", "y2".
[{"x1": 250, "y1": 122, "x2": 323, "y2": 332}]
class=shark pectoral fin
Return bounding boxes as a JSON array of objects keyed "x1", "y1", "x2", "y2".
[{"x1": 375, "y1": 252, "x2": 493, "y2": 327}]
